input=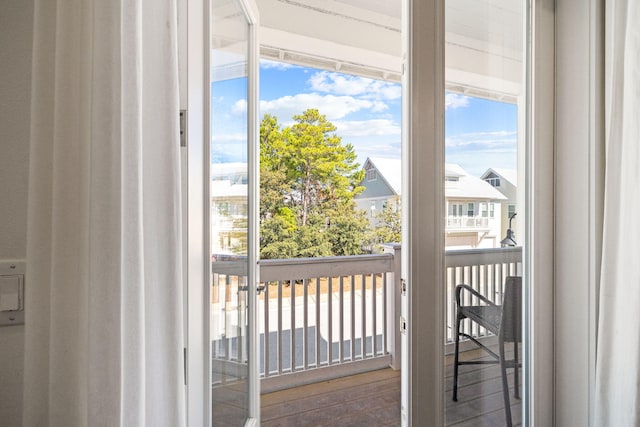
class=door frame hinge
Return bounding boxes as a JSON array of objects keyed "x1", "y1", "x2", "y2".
[
  {"x1": 400, "y1": 278, "x2": 407, "y2": 296},
  {"x1": 180, "y1": 110, "x2": 187, "y2": 147},
  {"x1": 183, "y1": 347, "x2": 188, "y2": 385},
  {"x1": 400, "y1": 316, "x2": 407, "y2": 334}
]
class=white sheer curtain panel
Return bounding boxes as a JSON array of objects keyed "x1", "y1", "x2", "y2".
[
  {"x1": 23, "y1": 1, "x2": 185, "y2": 426},
  {"x1": 595, "y1": 0, "x2": 640, "y2": 424}
]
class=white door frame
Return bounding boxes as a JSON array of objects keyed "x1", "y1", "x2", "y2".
[
  {"x1": 401, "y1": 0, "x2": 445, "y2": 424},
  {"x1": 525, "y1": 0, "x2": 555, "y2": 425},
  {"x1": 554, "y1": 0, "x2": 603, "y2": 425},
  {"x1": 243, "y1": 0, "x2": 261, "y2": 423},
  {"x1": 183, "y1": 0, "x2": 559, "y2": 425},
  {"x1": 185, "y1": 0, "x2": 207, "y2": 424},
  {"x1": 184, "y1": 0, "x2": 261, "y2": 425},
  {"x1": 403, "y1": 0, "x2": 555, "y2": 425}
]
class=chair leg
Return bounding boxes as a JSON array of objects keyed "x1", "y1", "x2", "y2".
[
  {"x1": 499, "y1": 339, "x2": 513, "y2": 427},
  {"x1": 452, "y1": 315, "x2": 462, "y2": 402},
  {"x1": 513, "y1": 340, "x2": 520, "y2": 400}
]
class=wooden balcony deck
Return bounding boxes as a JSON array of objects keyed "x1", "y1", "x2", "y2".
[{"x1": 261, "y1": 346, "x2": 522, "y2": 427}]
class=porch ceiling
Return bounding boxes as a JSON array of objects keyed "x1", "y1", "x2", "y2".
[{"x1": 256, "y1": 0, "x2": 524, "y2": 101}]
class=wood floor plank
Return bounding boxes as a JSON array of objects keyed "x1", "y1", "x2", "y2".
[
  {"x1": 261, "y1": 368, "x2": 398, "y2": 407},
  {"x1": 256, "y1": 346, "x2": 522, "y2": 427},
  {"x1": 262, "y1": 374, "x2": 399, "y2": 421}
]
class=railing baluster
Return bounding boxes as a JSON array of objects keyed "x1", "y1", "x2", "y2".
[
  {"x1": 382, "y1": 272, "x2": 387, "y2": 355},
  {"x1": 339, "y1": 276, "x2": 344, "y2": 364},
  {"x1": 225, "y1": 274, "x2": 231, "y2": 361},
  {"x1": 492, "y1": 264, "x2": 504, "y2": 302},
  {"x1": 499, "y1": 264, "x2": 505, "y2": 302},
  {"x1": 372, "y1": 273, "x2": 377, "y2": 356},
  {"x1": 303, "y1": 278, "x2": 308, "y2": 370},
  {"x1": 465, "y1": 266, "x2": 471, "y2": 338},
  {"x1": 350, "y1": 275, "x2": 355, "y2": 362},
  {"x1": 238, "y1": 276, "x2": 244, "y2": 363},
  {"x1": 264, "y1": 281, "x2": 269, "y2": 377},
  {"x1": 361, "y1": 274, "x2": 366, "y2": 359},
  {"x1": 472, "y1": 265, "x2": 479, "y2": 338},
  {"x1": 449, "y1": 267, "x2": 455, "y2": 342},
  {"x1": 277, "y1": 281, "x2": 283, "y2": 375},
  {"x1": 478, "y1": 265, "x2": 485, "y2": 337},
  {"x1": 290, "y1": 278, "x2": 296, "y2": 372},
  {"x1": 328, "y1": 276, "x2": 333, "y2": 365},
  {"x1": 315, "y1": 277, "x2": 321, "y2": 368}
]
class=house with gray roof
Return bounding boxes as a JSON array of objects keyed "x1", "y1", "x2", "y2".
[
  {"x1": 481, "y1": 168, "x2": 518, "y2": 243},
  {"x1": 356, "y1": 157, "x2": 507, "y2": 249}
]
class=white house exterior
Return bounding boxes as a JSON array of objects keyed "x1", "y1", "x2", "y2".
[
  {"x1": 481, "y1": 168, "x2": 518, "y2": 243},
  {"x1": 210, "y1": 163, "x2": 248, "y2": 255},
  {"x1": 443, "y1": 164, "x2": 507, "y2": 249},
  {"x1": 356, "y1": 157, "x2": 506, "y2": 249}
]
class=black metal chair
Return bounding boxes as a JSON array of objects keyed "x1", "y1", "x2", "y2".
[{"x1": 452, "y1": 276, "x2": 522, "y2": 427}]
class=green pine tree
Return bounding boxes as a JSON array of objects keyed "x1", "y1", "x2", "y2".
[{"x1": 259, "y1": 110, "x2": 367, "y2": 259}]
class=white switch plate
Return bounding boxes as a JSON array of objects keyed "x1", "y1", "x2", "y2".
[
  {"x1": 0, "y1": 276, "x2": 21, "y2": 310},
  {"x1": 0, "y1": 260, "x2": 25, "y2": 326}
]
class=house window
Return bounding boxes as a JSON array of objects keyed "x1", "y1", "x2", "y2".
[
  {"x1": 508, "y1": 204, "x2": 516, "y2": 218},
  {"x1": 480, "y1": 203, "x2": 488, "y2": 217},
  {"x1": 486, "y1": 177, "x2": 501, "y2": 187},
  {"x1": 366, "y1": 168, "x2": 377, "y2": 181},
  {"x1": 467, "y1": 203, "x2": 474, "y2": 217},
  {"x1": 489, "y1": 203, "x2": 495, "y2": 218},
  {"x1": 370, "y1": 201, "x2": 377, "y2": 217},
  {"x1": 448, "y1": 203, "x2": 462, "y2": 217}
]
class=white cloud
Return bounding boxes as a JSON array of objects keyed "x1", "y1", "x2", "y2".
[
  {"x1": 446, "y1": 131, "x2": 517, "y2": 149},
  {"x1": 350, "y1": 141, "x2": 402, "y2": 165},
  {"x1": 232, "y1": 99, "x2": 247, "y2": 114},
  {"x1": 445, "y1": 93, "x2": 471, "y2": 110},
  {"x1": 308, "y1": 71, "x2": 401, "y2": 100},
  {"x1": 371, "y1": 101, "x2": 389, "y2": 112},
  {"x1": 333, "y1": 119, "x2": 401, "y2": 137},
  {"x1": 260, "y1": 93, "x2": 376, "y2": 121},
  {"x1": 211, "y1": 133, "x2": 247, "y2": 142},
  {"x1": 260, "y1": 59, "x2": 298, "y2": 70}
]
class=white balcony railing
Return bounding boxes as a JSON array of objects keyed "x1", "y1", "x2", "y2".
[
  {"x1": 211, "y1": 245, "x2": 522, "y2": 389},
  {"x1": 444, "y1": 246, "x2": 523, "y2": 354},
  {"x1": 446, "y1": 216, "x2": 490, "y2": 229},
  {"x1": 258, "y1": 244, "x2": 401, "y2": 392}
]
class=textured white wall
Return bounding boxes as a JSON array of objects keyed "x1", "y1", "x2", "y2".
[{"x1": 0, "y1": 0, "x2": 34, "y2": 424}]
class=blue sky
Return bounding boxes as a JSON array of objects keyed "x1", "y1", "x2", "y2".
[{"x1": 211, "y1": 59, "x2": 518, "y2": 177}]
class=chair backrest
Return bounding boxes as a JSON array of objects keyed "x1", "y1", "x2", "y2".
[{"x1": 500, "y1": 276, "x2": 522, "y2": 343}]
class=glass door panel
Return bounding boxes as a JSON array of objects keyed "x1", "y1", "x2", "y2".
[
  {"x1": 444, "y1": 1, "x2": 526, "y2": 426},
  {"x1": 210, "y1": 0, "x2": 257, "y2": 424}
]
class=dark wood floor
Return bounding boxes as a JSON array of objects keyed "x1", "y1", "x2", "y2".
[
  {"x1": 261, "y1": 346, "x2": 521, "y2": 427},
  {"x1": 261, "y1": 368, "x2": 400, "y2": 427}
]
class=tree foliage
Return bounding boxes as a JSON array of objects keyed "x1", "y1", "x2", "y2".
[
  {"x1": 259, "y1": 109, "x2": 368, "y2": 259},
  {"x1": 374, "y1": 196, "x2": 402, "y2": 245}
]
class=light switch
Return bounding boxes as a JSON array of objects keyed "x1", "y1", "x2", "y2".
[
  {"x1": 0, "y1": 275, "x2": 22, "y2": 311},
  {"x1": 0, "y1": 260, "x2": 25, "y2": 326}
]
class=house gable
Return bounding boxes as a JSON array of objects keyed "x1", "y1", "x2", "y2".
[{"x1": 356, "y1": 157, "x2": 401, "y2": 200}]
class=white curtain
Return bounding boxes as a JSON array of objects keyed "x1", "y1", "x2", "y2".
[
  {"x1": 23, "y1": 1, "x2": 185, "y2": 426},
  {"x1": 595, "y1": 0, "x2": 640, "y2": 424}
]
